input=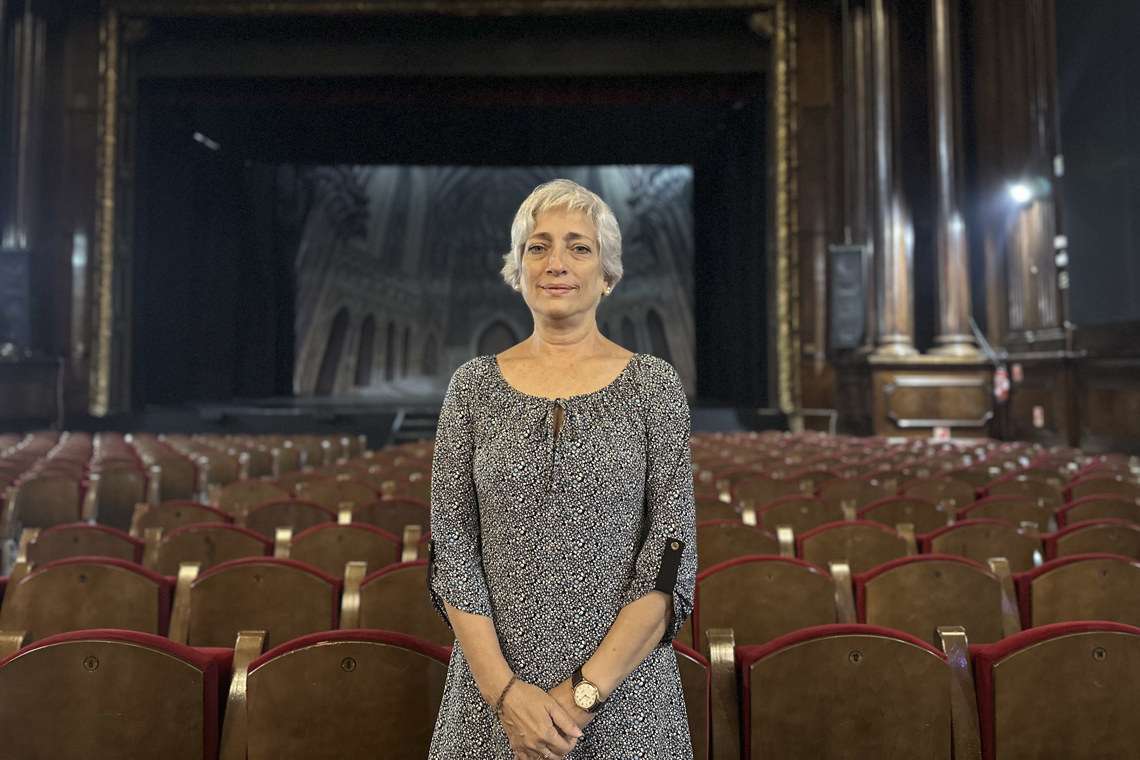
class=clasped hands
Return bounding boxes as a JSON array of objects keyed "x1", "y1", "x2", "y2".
[{"x1": 496, "y1": 674, "x2": 599, "y2": 760}]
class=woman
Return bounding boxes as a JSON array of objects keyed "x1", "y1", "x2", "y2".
[{"x1": 427, "y1": 178, "x2": 697, "y2": 759}]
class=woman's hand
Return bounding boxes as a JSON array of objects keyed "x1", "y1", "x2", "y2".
[
  {"x1": 498, "y1": 679, "x2": 583, "y2": 759},
  {"x1": 547, "y1": 678, "x2": 595, "y2": 734}
]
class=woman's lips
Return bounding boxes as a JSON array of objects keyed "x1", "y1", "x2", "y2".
[{"x1": 542, "y1": 286, "x2": 576, "y2": 294}]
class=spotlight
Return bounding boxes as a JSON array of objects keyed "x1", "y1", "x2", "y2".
[{"x1": 1007, "y1": 182, "x2": 1033, "y2": 205}]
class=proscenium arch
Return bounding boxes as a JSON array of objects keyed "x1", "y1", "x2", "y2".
[{"x1": 89, "y1": 0, "x2": 795, "y2": 415}]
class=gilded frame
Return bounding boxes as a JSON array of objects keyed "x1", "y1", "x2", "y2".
[{"x1": 92, "y1": 0, "x2": 797, "y2": 415}]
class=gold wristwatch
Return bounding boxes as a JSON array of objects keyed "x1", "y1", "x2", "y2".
[{"x1": 572, "y1": 665, "x2": 605, "y2": 713}]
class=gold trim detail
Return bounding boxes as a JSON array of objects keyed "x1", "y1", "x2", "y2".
[
  {"x1": 937, "y1": 626, "x2": 983, "y2": 760},
  {"x1": 219, "y1": 629, "x2": 267, "y2": 760},
  {"x1": 340, "y1": 560, "x2": 368, "y2": 629},
  {"x1": 773, "y1": 0, "x2": 800, "y2": 414},
  {"x1": 828, "y1": 561, "x2": 856, "y2": 623},
  {"x1": 91, "y1": 9, "x2": 120, "y2": 416}
]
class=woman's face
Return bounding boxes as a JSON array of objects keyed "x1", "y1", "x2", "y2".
[{"x1": 518, "y1": 206, "x2": 608, "y2": 322}]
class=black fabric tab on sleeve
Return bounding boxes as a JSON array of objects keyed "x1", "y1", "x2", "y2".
[{"x1": 653, "y1": 537, "x2": 685, "y2": 594}]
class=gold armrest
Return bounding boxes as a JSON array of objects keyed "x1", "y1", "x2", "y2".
[
  {"x1": 776, "y1": 525, "x2": 795, "y2": 558},
  {"x1": 129, "y1": 502, "x2": 150, "y2": 539},
  {"x1": 219, "y1": 630, "x2": 266, "y2": 760},
  {"x1": 986, "y1": 557, "x2": 1022, "y2": 637},
  {"x1": 16, "y1": 528, "x2": 39, "y2": 564},
  {"x1": 401, "y1": 525, "x2": 423, "y2": 563},
  {"x1": 937, "y1": 626, "x2": 982, "y2": 760},
  {"x1": 147, "y1": 465, "x2": 162, "y2": 506},
  {"x1": 337, "y1": 502, "x2": 354, "y2": 525},
  {"x1": 706, "y1": 627, "x2": 740, "y2": 760},
  {"x1": 168, "y1": 562, "x2": 201, "y2": 644},
  {"x1": 0, "y1": 630, "x2": 28, "y2": 660},
  {"x1": 273, "y1": 527, "x2": 292, "y2": 559},
  {"x1": 828, "y1": 561, "x2": 856, "y2": 624},
  {"x1": 142, "y1": 527, "x2": 163, "y2": 571},
  {"x1": 0, "y1": 562, "x2": 32, "y2": 629},
  {"x1": 340, "y1": 561, "x2": 368, "y2": 629},
  {"x1": 82, "y1": 474, "x2": 101, "y2": 522},
  {"x1": 896, "y1": 522, "x2": 918, "y2": 555}
]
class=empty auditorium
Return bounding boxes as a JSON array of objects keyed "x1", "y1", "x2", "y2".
[{"x1": 1, "y1": 1, "x2": 1138, "y2": 758}]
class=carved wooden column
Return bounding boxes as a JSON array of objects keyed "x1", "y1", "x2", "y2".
[
  {"x1": 842, "y1": 0, "x2": 875, "y2": 350},
  {"x1": 928, "y1": 0, "x2": 979, "y2": 356},
  {"x1": 869, "y1": 0, "x2": 916, "y2": 357}
]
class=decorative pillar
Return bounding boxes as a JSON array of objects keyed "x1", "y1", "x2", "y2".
[
  {"x1": 928, "y1": 0, "x2": 980, "y2": 356},
  {"x1": 869, "y1": 0, "x2": 916, "y2": 357},
  {"x1": 841, "y1": 0, "x2": 875, "y2": 351}
]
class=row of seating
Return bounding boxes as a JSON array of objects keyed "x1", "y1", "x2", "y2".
[
  {"x1": 2, "y1": 619, "x2": 1135, "y2": 759},
  {"x1": 698, "y1": 513, "x2": 1140, "y2": 574},
  {"x1": 0, "y1": 556, "x2": 451, "y2": 648}
]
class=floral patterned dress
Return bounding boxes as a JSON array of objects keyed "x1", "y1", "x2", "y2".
[{"x1": 427, "y1": 352, "x2": 697, "y2": 759}]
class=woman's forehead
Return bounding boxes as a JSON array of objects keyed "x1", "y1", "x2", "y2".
[{"x1": 530, "y1": 207, "x2": 596, "y2": 238}]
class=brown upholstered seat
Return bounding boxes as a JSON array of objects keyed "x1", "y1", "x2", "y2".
[
  {"x1": 355, "y1": 560, "x2": 454, "y2": 647},
  {"x1": 295, "y1": 477, "x2": 381, "y2": 510},
  {"x1": 215, "y1": 480, "x2": 291, "y2": 518},
  {"x1": 696, "y1": 520, "x2": 779, "y2": 572},
  {"x1": 91, "y1": 465, "x2": 149, "y2": 530},
  {"x1": 695, "y1": 496, "x2": 742, "y2": 522},
  {"x1": 972, "y1": 622, "x2": 1140, "y2": 760},
  {"x1": 1045, "y1": 519, "x2": 1140, "y2": 560},
  {"x1": 984, "y1": 475, "x2": 1064, "y2": 509},
  {"x1": 693, "y1": 556, "x2": 843, "y2": 651},
  {"x1": 755, "y1": 495, "x2": 844, "y2": 534},
  {"x1": 1056, "y1": 495, "x2": 1140, "y2": 527},
  {"x1": 0, "y1": 629, "x2": 230, "y2": 760},
  {"x1": 920, "y1": 518, "x2": 1040, "y2": 572},
  {"x1": 0, "y1": 557, "x2": 172, "y2": 643},
  {"x1": 152, "y1": 454, "x2": 199, "y2": 501},
  {"x1": 817, "y1": 476, "x2": 896, "y2": 510},
  {"x1": 723, "y1": 624, "x2": 952, "y2": 759},
  {"x1": 859, "y1": 496, "x2": 951, "y2": 534},
  {"x1": 148, "y1": 523, "x2": 272, "y2": 575},
  {"x1": 854, "y1": 555, "x2": 1006, "y2": 645},
  {"x1": 24, "y1": 523, "x2": 143, "y2": 565},
  {"x1": 236, "y1": 630, "x2": 449, "y2": 760},
  {"x1": 9, "y1": 475, "x2": 82, "y2": 529},
  {"x1": 956, "y1": 495, "x2": 1053, "y2": 531},
  {"x1": 288, "y1": 523, "x2": 402, "y2": 578},
  {"x1": 1066, "y1": 474, "x2": 1140, "y2": 503},
  {"x1": 243, "y1": 498, "x2": 335, "y2": 538},
  {"x1": 348, "y1": 498, "x2": 429, "y2": 537},
  {"x1": 901, "y1": 476, "x2": 976, "y2": 511},
  {"x1": 130, "y1": 500, "x2": 233, "y2": 538},
  {"x1": 171, "y1": 557, "x2": 340, "y2": 648},
  {"x1": 797, "y1": 520, "x2": 910, "y2": 573},
  {"x1": 673, "y1": 641, "x2": 711, "y2": 760},
  {"x1": 1014, "y1": 553, "x2": 1140, "y2": 628}
]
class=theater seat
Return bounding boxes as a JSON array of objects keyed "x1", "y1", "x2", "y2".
[
  {"x1": 1013, "y1": 553, "x2": 1140, "y2": 628},
  {"x1": 0, "y1": 629, "x2": 231, "y2": 760},
  {"x1": 693, "y1": 556, "x2": 852, "y2": 651},
  {"x1": 983, "y1": 476, "x2": 1064, "y2": 509},
  {"x1": 1065, "y1": 474, "x2": 1140, "y2": 503},
  {"x1": 1055, "y1": 495, "x2": 1140, "y2": 527},
  {"x1": 971, "y1": 622, "x2": 1140, "y2": 760},
  {"x1": 22, "y1": 523, "x2": 144, "y2": 565},
  {"x1": 956, "y1": 495, "x2": 1053, "y2": 532},
  {"x1": 754, "y1": 495, "x2": 843, "y2": 534},
  {"x1": 214, "y1": 480, "x2": 291, "y2": 518},
  {"x1": 696, "y1": 520, "x2": 780, "y2": 572},
  {"x1": 6, "y1": 475, "x2": 82, "y2": 529},
  {"x1": 920, "y1": 518, "x2": 1041, "y2": 572},
  {"x1": 231, "y1": 629, "x2": 449, "y2": 760},
  {"x1": 854, "y1": 555, "x2": 1009, "y2": 645},
  {"x1": 673, "y1": 641, "x2": 711, "y2": 760},
  {"x1": 0, "y1": 557, "x2": 172, "y2": 642},
  {"x1": 347, "y1": 498, "x2": 429, "y2": 538},
  {"x1": 1044, "y1": 518, "x2": 1140, "y2": 560},
  {"x1": 818, "y1": 476, "x2": 897, "y2": 511},
  {"x1": 169, "y1": 557, "x2": 341, "y2": 648},
  {"x1": 242, "y1": 499, "x2": 335, "y2": 538},
  {"x1": 696, "y1": 496, "x2": 743, "y2": 523},
  {"x1": 294, "y1": 477, "x2": 380, "y2": 510},
  {"x1": 130, "y1": 500, "x2": 233, "y2": 538},
  {"x1": 285, "y1": 522, "x2": 402, "y2": 577},
  {"x1": 901, "y1": 476, "x2": 976, "y2": 511},
  {"x1": 711, "y1": 624, "x2": 952, "y2": 760},
  {"x1": 859, "y1": 496, "x2": 950, "y2": 534},
  {"x1": 350, "y1": 560, "x2": 453, "y2": 647},
  {"x1": 146, "y1": 523, "x2": 272, "y2": 575},
  {"x1": 797, "y1": 520, "x2": 912, "y2": 574}
]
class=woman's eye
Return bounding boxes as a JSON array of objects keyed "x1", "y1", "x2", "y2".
[{"x1": 574, "y1": 246, "x2": 591, "y2": 254}]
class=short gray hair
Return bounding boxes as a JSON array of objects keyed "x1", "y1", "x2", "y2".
[{"x1": 500, "y1": 178, "x2": 623, "y2": 291}]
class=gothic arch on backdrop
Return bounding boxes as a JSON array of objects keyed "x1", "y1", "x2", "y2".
[
  {"x1": 315, "y1": 307, "x2": 350, "y2": 396},
  {"x1": 647, "y1": 308, "x2": 673, "y2": 364},
  {"x1": 476, "y1": 320, "x2": 519, "y2": 357},
  {"x1": 355, "y1": 315, "x2": 376, "y2": 386}
]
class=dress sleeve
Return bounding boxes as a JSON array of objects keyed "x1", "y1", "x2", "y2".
[
  {"x1": 620, "y1": 359, "x2": 697, "y2": 646},
  {"x1": 427, "y1": 364, "x2": 494, "y2": 631}
]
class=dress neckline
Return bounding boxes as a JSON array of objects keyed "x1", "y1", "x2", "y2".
[{"x1": 489, "y1": 352, "x2": 641, "y2": 404}]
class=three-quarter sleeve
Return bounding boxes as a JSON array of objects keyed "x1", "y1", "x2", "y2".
[
  {"x1": 620, "y1": 359, "x2": 697, "y2": 646},
  {"x1": 427, "y1": 363, "x2": 494, "y2": 631}
]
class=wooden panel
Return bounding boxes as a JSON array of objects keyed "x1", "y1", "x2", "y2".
[{"x1": 869, "y1": 361, "x2": 994, "y2": 437}]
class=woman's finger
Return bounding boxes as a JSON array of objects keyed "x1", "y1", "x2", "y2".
[{"x1": 548, "y1": 701, "x2": 585, "y2": 740}]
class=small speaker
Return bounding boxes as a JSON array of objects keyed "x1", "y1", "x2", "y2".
[
  {"x1": 0, "y1": 248, "x2": 31, "y2": 347},
  {"x1": 828, "y1": 244, "x2": 870, "y2": 352}
]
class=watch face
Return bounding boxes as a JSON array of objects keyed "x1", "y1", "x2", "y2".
[{"x1": 573, "y1": 682, "x2": 598, "y2": 709}]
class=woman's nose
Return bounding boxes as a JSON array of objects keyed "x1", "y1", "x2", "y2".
[{"x1": 545, "y1": 247, "x2": 567, "y2": 272}]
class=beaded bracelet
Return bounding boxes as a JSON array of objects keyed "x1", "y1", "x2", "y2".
[{"x1": 494, "y1": 675, "x2": 519, "y2": 717}]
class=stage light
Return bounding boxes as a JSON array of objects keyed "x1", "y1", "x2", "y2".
[
  {"x1": 193, "y1": 131, "x2": 221, "y2": 151},
  {"x1": 1007, "y1": 182, "x2": 1033, "y2": 205}
]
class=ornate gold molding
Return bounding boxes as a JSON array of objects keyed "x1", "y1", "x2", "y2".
[
  {"x1": 91, "y1": 9, "x2": 121, "y2": 416},
  {"x1": 773, "y1": 0, "x2": 799, "y2": 414}
]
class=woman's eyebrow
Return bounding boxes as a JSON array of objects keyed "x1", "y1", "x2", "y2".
[{"x1": 527, "y1": 232, "x2": 594, "y2": 242}]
